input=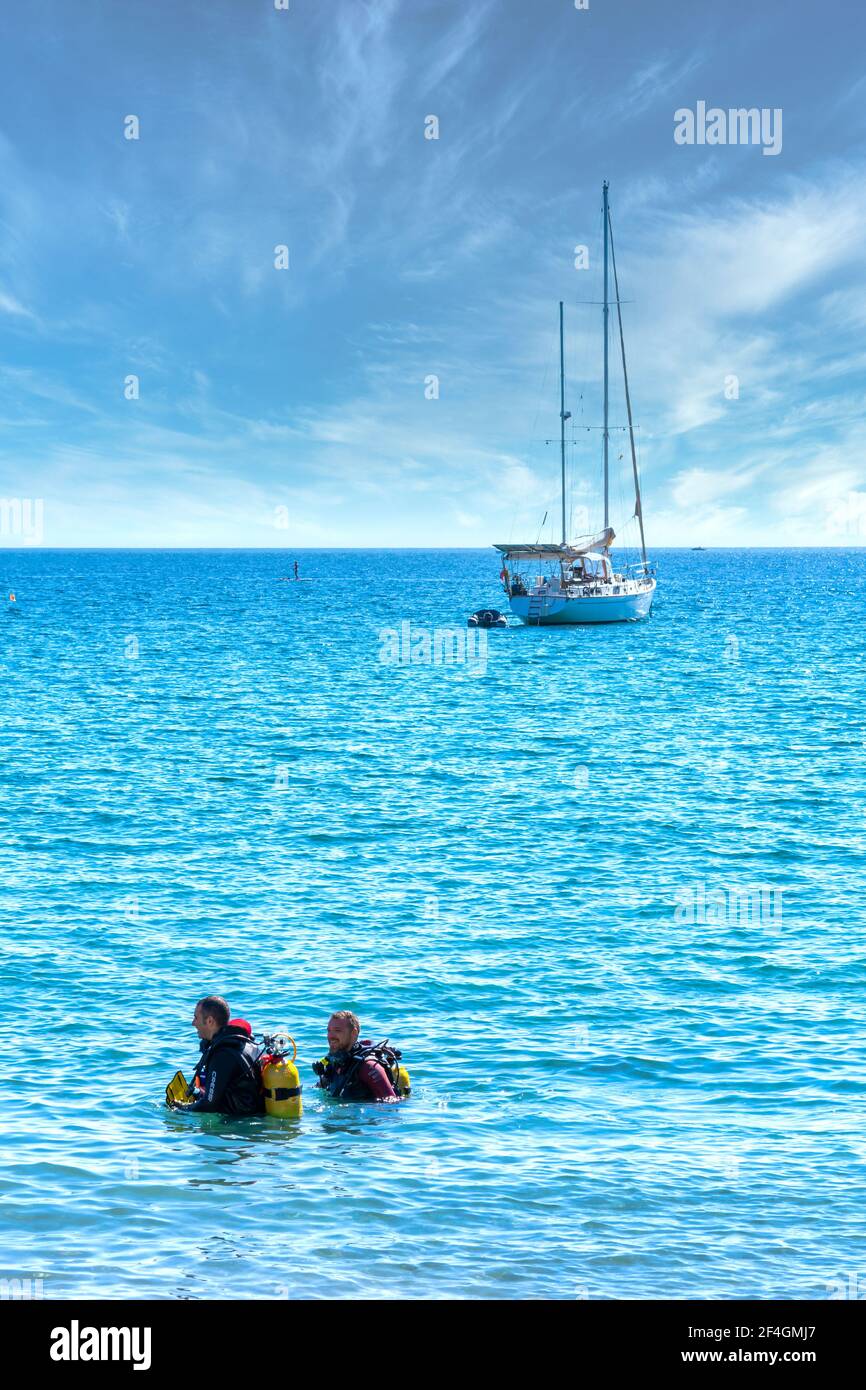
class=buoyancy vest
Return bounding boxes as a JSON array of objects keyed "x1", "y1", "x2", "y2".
[
  {"x1": 197, "y1": 1023, "x2": 264, "y2": 1115},
  {"x1": 314, "y1": 1040, "x2": 410, "y2": 1100}
]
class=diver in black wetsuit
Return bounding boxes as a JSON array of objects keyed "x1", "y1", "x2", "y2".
[{"x1": 170, "y1": 996, "x2": 264, "y2": 1116}]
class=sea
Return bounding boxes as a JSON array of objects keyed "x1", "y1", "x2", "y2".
[{"x1": 0, "y1": 547, "x2": 863, "y2": 1300}]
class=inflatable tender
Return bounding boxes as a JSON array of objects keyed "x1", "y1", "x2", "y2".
[{"x1": 467, "y1": 608, "x2": 507, "y2": 629}]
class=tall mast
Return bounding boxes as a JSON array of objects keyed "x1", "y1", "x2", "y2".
[
  {"x1": 559, "y1": 301, "x2": 567, "y2": 545},
  {"x1": 608, "y1": 203, "x2": 648, "y2": 569},
  {"x1": 602, "y1": 180, "x2": 610, "y2": 531}
]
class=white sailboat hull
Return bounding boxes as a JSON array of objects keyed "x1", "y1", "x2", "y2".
[{"x1": 510, "y1": 579, "x2": 655, "y2": 625}]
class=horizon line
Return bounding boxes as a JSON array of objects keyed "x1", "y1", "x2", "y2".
[{"x1": 1, "y1": 545, "x2": 865, "y2": 554}]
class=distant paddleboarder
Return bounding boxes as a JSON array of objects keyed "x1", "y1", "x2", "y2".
[{"x1": 277, "y1": 561, "x2": 305, "y2": 582}]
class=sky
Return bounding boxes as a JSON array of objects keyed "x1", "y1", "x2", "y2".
[{"x1": 1, "y1": 0, "x2": 865, "y2": 548}]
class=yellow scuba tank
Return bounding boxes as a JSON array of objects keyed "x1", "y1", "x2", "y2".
[
  {"x1": 395, "y1": 1064, "x2": 411, "y2": 1098},
  {"x1": 260, "y1": 1031, "x2": 302, "y2": 1119}
]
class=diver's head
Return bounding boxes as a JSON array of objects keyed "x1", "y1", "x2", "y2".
[
  {"x1": 194, "y1": 995, "x2": 230, "y2": 1041},
  {"x1": 327, "y1": 1010, "x2": 360, "y2": 1055}
]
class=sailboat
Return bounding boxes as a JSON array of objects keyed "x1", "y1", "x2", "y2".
[{"x1": 494, "y1": 182, "x2": 656, "y2": 625}]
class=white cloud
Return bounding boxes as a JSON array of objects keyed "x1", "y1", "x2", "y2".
[
  {"x1": 671, "y1": 467, "x2": 758, "y2": 510},
  {"x1": 0, "y1": 289, "x2": 35, "y2": 319}
]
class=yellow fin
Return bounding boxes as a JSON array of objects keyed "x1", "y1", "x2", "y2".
[{"x1": 165, "y1": 1070, "x2": 190, "y2": 1106}]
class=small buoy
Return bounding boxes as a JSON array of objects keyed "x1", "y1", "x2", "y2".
[{"x1": 8, "y1": 593, "x2": 15, "y2": 603}]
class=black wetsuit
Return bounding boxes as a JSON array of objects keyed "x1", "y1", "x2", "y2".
[{"x1": 185, "y1": 1024, "x2": 264, "y2": 1115}]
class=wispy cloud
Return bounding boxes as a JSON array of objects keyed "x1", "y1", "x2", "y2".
[
  {"x1": 0, "y1": 289, "x2": 35, "y2": 320},
  {"x1": 0, "y1": 2, "x2": 863, "y2": 546}
]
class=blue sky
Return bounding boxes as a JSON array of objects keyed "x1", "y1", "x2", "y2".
[{"x1": 1, "y1": 0, "x2": 865, "y2": 547}]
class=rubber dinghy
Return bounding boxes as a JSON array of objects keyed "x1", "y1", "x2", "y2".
[{"x1": 467, "y1": 608, "x2": 507, "y2": 628}]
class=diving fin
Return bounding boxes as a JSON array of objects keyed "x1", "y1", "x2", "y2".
[{"x1": 165, "y1": 1070, "x2": 191, "y2": 1107}]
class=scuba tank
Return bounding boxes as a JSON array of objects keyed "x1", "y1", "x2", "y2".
[
  {"x1": 371, "y1": 1039, "x2": 410, "y2": 1096},
  {"x1": 258, "y1": 1030, "x2": 303, "y2": 1118}
]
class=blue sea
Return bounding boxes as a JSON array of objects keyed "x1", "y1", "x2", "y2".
[{"x1": 1, "y1": 547, "x2": 863, "y2": 1301}]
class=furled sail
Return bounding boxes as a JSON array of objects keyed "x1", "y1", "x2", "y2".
[{"x1": 493, "y1": 527, "x2": 615, "y2": 561}]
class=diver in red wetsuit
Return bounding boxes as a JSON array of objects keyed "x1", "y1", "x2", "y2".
[{"x1": 313, "y1": 1010, "x2": 401, "y2": 1102}]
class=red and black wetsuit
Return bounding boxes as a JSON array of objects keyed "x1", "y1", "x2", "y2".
[
  {"x1": 318, "y1": 1041, "x2": 398, "y2": 1102},
  {"x1": 353, "y1": 1054, "x2": 397, "y2": 1100}
]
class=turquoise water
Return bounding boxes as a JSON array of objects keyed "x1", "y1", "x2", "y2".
[{"x1": 1, "y1": 547, "x2": 864, "y2": 1300}]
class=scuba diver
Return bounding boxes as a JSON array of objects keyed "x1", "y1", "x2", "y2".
[
  {"x1": 169, "y1": 996, "x2": 264, "y2": 1115},
  {"x1": 312, "y1": 1011, "x2": 409, "y2": 1103}
]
